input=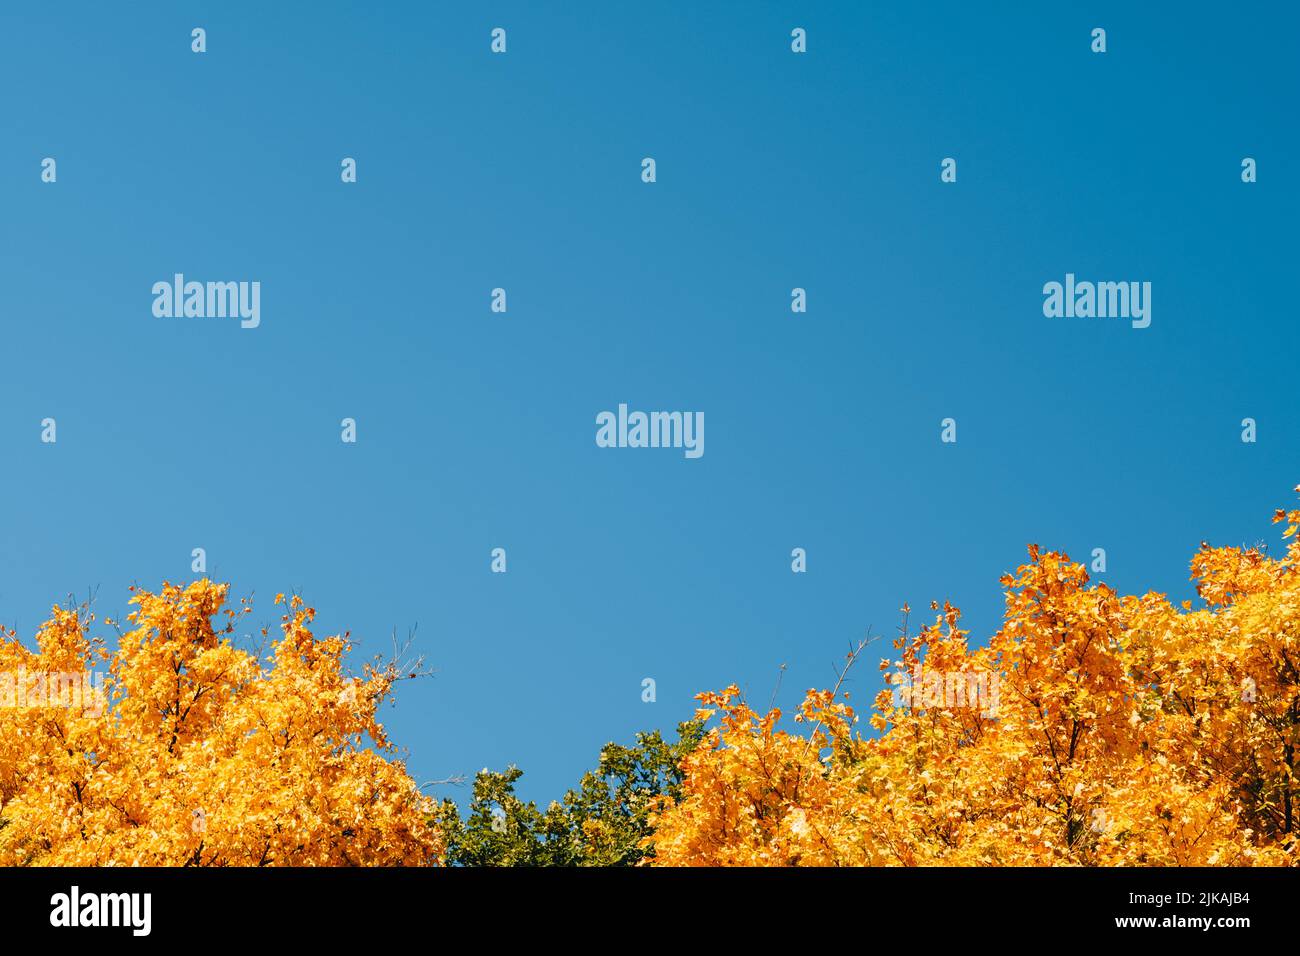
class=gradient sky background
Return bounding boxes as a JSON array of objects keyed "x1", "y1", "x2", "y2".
[{"x1": 1, "y1": 2, "x2": 1297, "y2": 805}]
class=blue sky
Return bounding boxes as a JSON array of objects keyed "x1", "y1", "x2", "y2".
[{"x1": 1, "y1": 2, "x2": 1297, "y2": 804}]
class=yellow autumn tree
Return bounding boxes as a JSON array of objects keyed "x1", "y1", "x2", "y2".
[
  {"x1": 648, "y1": 491, "x2": 1300, "y2": 866},
  {"x1": 0, "y1": 580, "x2": 441, "y2": 865}
]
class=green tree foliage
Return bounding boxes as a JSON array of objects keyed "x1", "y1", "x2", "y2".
[{"x1": 436, "y1": 720, "x2": 705, "y2": 866}]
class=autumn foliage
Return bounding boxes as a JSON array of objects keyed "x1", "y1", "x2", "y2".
[
  {"x1": 647, "y1": 493, "x2": 1300, "y2": 866},
  {"x1": 0, "y1": 583, "x2": 440, "y2": 865},
  {"x1": 6, "y1": 492, "x2": 1300, "y2": 867}
]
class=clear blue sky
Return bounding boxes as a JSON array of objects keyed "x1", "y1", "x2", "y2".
[{"x1": 1, "y1": 2, "x2": 1296, "y2": 804}]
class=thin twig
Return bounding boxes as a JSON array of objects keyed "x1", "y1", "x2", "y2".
[
  {"x1": 768, "y1": 663, "x2": 787, "y2": 711},
  {"x1": 803, "y1": 628, "x2": 882, "y2": 754},
  {"x1": 419, "y1": 775, "x2": 467, "y2": 790}
]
